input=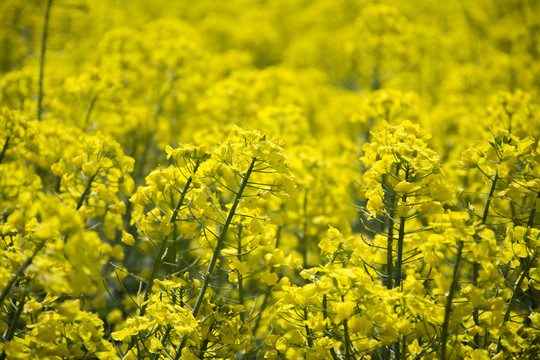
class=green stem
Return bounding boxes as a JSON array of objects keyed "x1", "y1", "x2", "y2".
[
  {"x1": 197, "y1": 324, "x2": 215, "y2": 359},
  {"x1": 386, "y1": 184, "x2": 396, "y2": 289},
  {"x1": 152, "y1": 326, "x2": 172, "y2": 360},
  {"x1": 139, "y1": 161, "x2": 201, "y2": 316},
  {"x1": 385, "y1": 166, "x2": 401, "y2": 290},
  {"x1": 0, "y1": 137, "x2": 9, "y2": 165},
  {"x1": 174, "y1": 158, "x2": 257, "y2": 359},
  {"x1": 343, "y1": 318, "x2": 353, "y2": 360},
  {"x1": 322, "y1": 295, "x2": 339, "y2": 360},
  {"x1": 302, "y1": 189, "x2": 309, "y2": 268},
  {"x1": 440, "y1": 240, "x2": 464, "y2": 360},
  {"x1": 76, "y1": 173, "x2": 97, "y2": 211},
  {"x1": 393, "y1": 190, "x2": 407, "y2": 360},
  {"x1": 237, "y1": 227, "x2": 245, "y2": 322},
  {"x1": 84, "y1": 94, "x2": 99, "y2": 130},
  {"x1": 395, "y1": 169, "x2": 409, "y2": 289},
  {"x1": 152, "y1": 290, "x2": 184, "y2": 360},
  {"x1": 386, "y1": 221, "x2": 394, "y2": 289},
  {"x1": 383, "y1": 169, "x2": 401, "y2": 360},
  {"x1": 4, "y1": 293, "x2": 26, "y2": 341},
  {"x1": 496, "y1": 256, "x2": 534, "y2": 353},
  {"x1": 472, "y1": 171, "x2": 498, "y2": 347},
  {"x1": 252, "y1": 283, "x2": 270, "y2": 337},
  {"x1": 395, "y1": 202, "x2": 407, "y2": 288},
  {"x1": 0, "y1": 294, "x2": 26, "y2": 360},
  {"x1": 496, "y1": 195, "x2": 538, "y2": 353},
  {"x1": 304, "y1": 308, "x2": 314, "y2": 348},
  {"x1": 393, "y1": 337, "x2": 401, "y2": 360},
  {"x1": 62, "y1": 173, "x2": 97, "y2": 243},
  {"x1": 472, "y1": 261, "x2": 480, "y2": 348},
  {"x1": 401, "y1": 335, "x2": 406, "y2": 360},
  {"x1": 481, "y1": 172, "x2": 498, "y2": 224},
  {"x1": 251, "y1": 226, "x2": 282, "y2": 337},
  {"x1": 37, "y1": 0, "x2": 53, "y2": 121},
  {"x1": 168, "y1": 224, "x2": 178, "y2": 273},
  {"x1": 527, "y1": 192, "x2": 539, "y2": 228},
  {"x1": 0, "y1": 242, "x2": 45, "y2": 305}
]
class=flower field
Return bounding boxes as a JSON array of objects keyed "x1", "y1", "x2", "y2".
[{"x1": 1, "y1": 0, "x2": 539, "y2": 359}]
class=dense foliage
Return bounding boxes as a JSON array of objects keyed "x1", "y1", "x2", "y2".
[{"x1": 1, "y1": 0, "x2": 539, "y2": 359}]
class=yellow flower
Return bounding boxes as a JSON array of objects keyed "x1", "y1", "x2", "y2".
[{"x1": 121, "y1": 230, "x2": 135, "y2": 246}]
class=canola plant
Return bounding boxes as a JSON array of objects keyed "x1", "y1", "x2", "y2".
[{"x1": 0, "y1": 1, "x2": 539, "y2": 359}]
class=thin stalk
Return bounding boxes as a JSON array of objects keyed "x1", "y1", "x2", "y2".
[
  {"x1": 0, "y1": 294, "x2": 27, "y2": 360},
  {"x1": 251, "y1": 226, "x2": 281, "y2": 338},
  {"x1": 343, "y1": 319, "x2": 353, "y2": 360},
  {"x1": 395, "y1": 216, "x2": 406, "y2": 288},
  {"x1": 481, "y1": 172, "x2": 498, "y2": 224},
  {"x1": 237, "y1": 227, "x2": 245, "y2": 322},
  {"x1": 76, "y1": 173, "x2": 97, "y2": 211},
  {"x1": 496, "y1": 195, "x2": 538, "y2": 353},
  {"x1": 471, "y1": 261, "x2": 480, "y2": 348},
  {"x1": 393, "y1": 197, "x2": 406, "y2": 360},
  {"x1": 322, "y1": 295, "x2": 339, "y2": 360},
  {"x1": 152, "y1": 291, "x2": 183, "y2": 360},
  {"x1": 527, "y1": 192, "x2": 539, "y2": 228},
  {"x1": 139, "y1": 161, "x2": 201, "y2": 316},
  {"x1": 37, "y1": 0, "x2": 53, "y2": 121},
  {"x1": 395, "y1": 202, "x2": 408, "y2": 288},
  {"x1": 174, "y1": 158, "x2": 257, "y2": 359},
  {"x1": 386, "y1": 187, "x2": 396, "y2": 289},
  {"x1": 440, "y1": 240, "x2": 464, "y2": 360},
  {"x1": 385, "y1": 166, "x2": 401, "y2": 290},
  {"x1": 3, "y1": 293, "x2": 26, "y2": 341},
  {"x1": 168, "y1": 224, "x2": 178, "y2": 273},
  {"x1": 301, "y1": 189, "x2": 309, "y2": 268},
  {"x1": 252, "y1": 292, "x2": 268, "y2": 338},
  {"x1": 62, "y1": 173, "x2": 97, "y2": 244},
  {"x1": 0, "y1": 137, "x2": 9, "y2": 165},
  {"x1": 0, "y1": 242, "x2": 45, "y2": 305},
  {"x1": 84, "y1": 94, "x2": 99, "y2": 130},
  {"x1": 384, "y1": 169, "x2": 400, "y2": 360},
  {"x1": 393, "y1": 334, "x2": 401, "y2": 359},
  {"x1": 275, "y1": 222, "x2": 282, "y2": 248},
  {"x1": 472, "y1": 171, "x2": 498, "y2": 347},
  {"x1": 401, "y1": 336, "x2": 406, "y2": 360},
  {"x1": 152, "y1": 326, "x2": 172, "y2": 360},
  {"x1": 198, "y1": 324, "x2": 215, "y2": 359},
  {"x1": 496, "y1": 256, "x2": 534, "y2": 353},
  {"x1": 386, "y1": 218, "x2": 395, "y2": 290},
  {"x1": 304, "y1": 309, "x2": 314, "y2": 348},
  {"x1": 395, "y1": 169, "x2": 409, "y2": 289}
]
